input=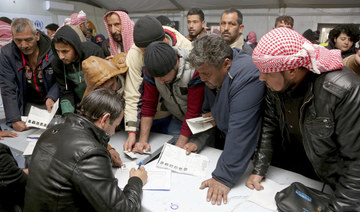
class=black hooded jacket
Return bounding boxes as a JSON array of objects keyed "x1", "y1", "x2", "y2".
[{"x1": 51, "y1": 25, "x2": 104, "y2": 114}]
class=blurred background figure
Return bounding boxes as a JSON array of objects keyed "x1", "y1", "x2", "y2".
[
  {"x1": 86, "y1": 27, "x2": 96, "y2": 43},
  {"x1": 95, "y1": 33, "x2": 105, "y2": 47},
  {"x1": 0, "y1": 17, "x2": 12, "y2": 48},
  {"x1": 156, "y1": 15, "x2": 175, "y2": 28},
  {"x1": 246, "y1": 31, "x2": 257, "y2": 49},
  {"x1": 45, "y1": 23, "x2": 59, "y2": 38},
  {"x1": 302, "y1": 29, "x2": 318, "y2": 44},
  {"x1": 327, "y1": 24, "x2": 360, "y2": 58}
]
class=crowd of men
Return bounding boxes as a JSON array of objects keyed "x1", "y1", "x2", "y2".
[{"x1": 0, "y1": 7, "x2": 360, "y2": 212}]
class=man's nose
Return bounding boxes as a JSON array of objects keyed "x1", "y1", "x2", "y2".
[{"x1": 20, "y1": 41, "x2": 28, "y2": 49}]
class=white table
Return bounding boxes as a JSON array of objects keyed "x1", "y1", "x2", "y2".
[
  {"x1": 108, "y1": 131, "x2": 174, "y2": 165},
  {"x1": 141, "y1": 146, "x2": 329, "y2": 212},
  {"x1": 0, "y1": 122, "x2": 173, "y2": 165}
]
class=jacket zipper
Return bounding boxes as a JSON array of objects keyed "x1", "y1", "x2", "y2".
[
  {"x1": 167, "y1": 84, "x2": 185, "y2": 116},
  {"x1": 298, "y1": 92, "x2": 321, "y2": 178}
]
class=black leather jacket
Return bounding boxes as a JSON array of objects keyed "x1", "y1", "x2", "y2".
[
  {"x1": 24, "y1": 113, "x2": 143, "y2": 212},
  {"x1": 252, "y1": 68, "x2": 360, "y2": 211}
]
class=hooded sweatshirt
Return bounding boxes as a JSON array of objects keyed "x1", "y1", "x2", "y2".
[
  {"x1": 52, "y1": 25, "x2": 104, "y2": 114},
  {"x1": 0, "y1": 30, "x2": 58, "y2": 123}
]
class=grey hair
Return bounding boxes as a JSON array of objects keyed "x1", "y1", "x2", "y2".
[
  {"x1": 11, "y1": 18, "x2": 37, "y2": 35},
  {"x1": 188, "y1": 34, "x2": 233, "y2": 69}
]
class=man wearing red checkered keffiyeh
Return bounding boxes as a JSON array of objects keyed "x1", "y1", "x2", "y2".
[
  {"x1": 103, "y1": 11, "x2": 134, "y2": 57},
  {"x1": 247, "y1": 27, "x2": 360, "y2": 211}
]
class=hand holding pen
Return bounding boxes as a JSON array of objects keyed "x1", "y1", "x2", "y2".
[{"x1": 130, "y1": 160, "x2": 148, "y2": 186}]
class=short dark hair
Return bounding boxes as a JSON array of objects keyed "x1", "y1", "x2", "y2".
[
  {"x1": 45, "y1": 23, "x2": 59, "y2": 31},
  {"x1": 188, "y1": 34, "x2": 233, "y2": 69},
  {"x1": 187, "y1": 8, "x2": 205, "y2": 22},
  {"x1": 275, "y1": 15, "x2": 294, "y2": 28},
  {"x1": 156, "y1": 15, "x2": 175, "y2": 28},
  {"x1": 77, "y1": 88, "x2": 124, "y2": 124},
  {"x1": 0, "y1": 16, "x2": 12, "y2": 24},
  {"x1": 52, "y1": 36, "x2": 70, "y2": 46},
  {"x1": 328, "y1": 24, "x2": 360, "y2": 43},
  {"x1": 221, "y1": 8, "x2": 243, "y2": 25}
]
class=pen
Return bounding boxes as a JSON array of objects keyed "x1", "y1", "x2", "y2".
[{"x1": 138, "y1": 160, "x2": 143, "y2": 169}]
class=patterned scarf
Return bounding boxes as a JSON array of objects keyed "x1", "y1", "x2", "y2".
[
  {"x1": 103, "y1": 11, "x2": 134, "y2": 55},
  {"x1": 0, "y1": 21, "x2": 12, "y2": 47},
  {"x1": 252, "y1": 27, "x2": 343, "y2": 74}
]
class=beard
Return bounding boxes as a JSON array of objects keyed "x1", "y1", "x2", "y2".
[{"x1": 112, "y1": 32, "x2": 122, "y2": 43}]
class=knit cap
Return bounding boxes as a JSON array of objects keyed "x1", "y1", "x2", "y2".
[
  {"x1": 144, "y1": 41, "x2": 177, "y2": 77},
  {"x1": 133, "y1": 16, "x2": 165, "y2": 48}
]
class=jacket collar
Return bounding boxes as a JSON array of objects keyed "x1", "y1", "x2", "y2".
[{"x1": 65, "y1": 113, "x2": 110, "y2": 147}]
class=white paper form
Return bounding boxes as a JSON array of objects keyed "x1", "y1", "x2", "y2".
[
  {"x1": 186, "y1": 116, "x2": 214, "y2": 134},
  {"x1": 157, "y1": 143, "x2": 209, "y2": 177},
  {"x1": 26, "y1": 100, "x2": 59, "y2": 129},
  {"x1": 114, "y1": 162, "x2": 171, "y2": 191}
]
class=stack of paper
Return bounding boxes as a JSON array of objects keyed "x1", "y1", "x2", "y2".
[
  {"x1": 186, "y1": 116, "x2": 214, "y2": 134},
  {"x1": 114, "y1": 162, "x2": 171, "y2": 191},
  {"x1": 157, "y1": 143, "x2": 209, "y2": 177}
]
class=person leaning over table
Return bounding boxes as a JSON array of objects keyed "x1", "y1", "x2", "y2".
[
  {"x1": 24, "y1": 88, "x2": 147, "y2": 212},
  {"x1": 123, "y1": 16, "x2": 192, "y2": 152},
  {"x1": 51, "y1": 25, "x2": 104, "y2": 115},
  {"x1": 245, "y1": 27, "x2": 360, "y2": 211},
  {"x1": 187, "y1": 34, "x2": 265, "y2": 205},
  {"x1": 0, "y1": 18, "x2": 59, "y2": 132},
  {"x1": 128, "y1": 41, "x2": 205, "y2": 154},
  {"x1": 82, "y1": 53, "x2": 128, "y2": 167}
]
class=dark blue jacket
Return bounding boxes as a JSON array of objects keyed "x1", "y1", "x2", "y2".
[
  {"x1": 203, "y1": 48, "x2": 265, "y2": 188},
  {"x1": 0, "y1": 31, "x2": 59, "y2": 123}
]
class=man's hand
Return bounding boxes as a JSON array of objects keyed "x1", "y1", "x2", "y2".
[
  {"x1": 23, "y1": 168, "x2": 29, "y2": 175},
  {"x1": 355, "y1": 51, "x2": 360, "y2": 67},
  {"x1": 133, "y1": 142, "x2": 151, "y2": 154},
  {"x1": 200, "y1": 178, "x2": 230, "y2": 205},
  {"x1": 109, "y1": 148, "x2": 122, "y2": 167},
  {"x1": 130, "y1": 167, "x2": 148, "y2": 186},
  {"x1": 245, "y1": 174, "x2": 264, "y2": 190},
  {"x1": 202, "y1": 112, "x2": 216, "y2": 126},
  {"x1": 123, "y1": 133, "x2": 136, "y2": 152},
  {"x1": 105, "y1": 56, "x2": 114, "y2": 61},
  {"x1": 12, "y1": 120, "x2": 29, "y2": 132},
  {"x1": 183, "y1": 142, "x2": 198, "y2": 155},
  {"x1": 0, "y1": 131, "x2": 18, "y2": 140},
  {"x1": 45, "y1": 98, "x2": 55, "y2": 113}
]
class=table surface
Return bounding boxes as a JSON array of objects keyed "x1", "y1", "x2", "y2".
[
  {"x1": 0, "y1": 122, "x2": 174, "y2": 166},
  {"x1": 141, "y1": 146, "x2": 328, "y2": 212}
]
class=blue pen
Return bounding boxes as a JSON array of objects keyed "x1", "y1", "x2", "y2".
[{"x1": 138, "y1": 160, "x2": 143, "y2": 169}]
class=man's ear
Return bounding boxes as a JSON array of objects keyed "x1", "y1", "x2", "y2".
[
  {"x1": 35, "y1": 31, "x2": 40, "y2": 42},
  {"x1": 223, "y1": 58, "x2": 232, "y2": 73},
  {"x1": 286, "y1": 68, "x2": 303, "y2": 80},
  {"x1": 239, "y1": 24, "x2": 244, "y2": 33},
  {"x1": 99, "y1": 113, "x2": 111, "y2": 128}
]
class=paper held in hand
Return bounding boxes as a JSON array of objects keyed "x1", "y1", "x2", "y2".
[
  {"x1": 157, "y1": 143, "x2": 209, "y2": 177},
  {"x1": 186, "y1": 116, "x2": 214, "y2": 134},
  {"x1": 26, "y1": 100, "x2": 59, "y2": 129}
]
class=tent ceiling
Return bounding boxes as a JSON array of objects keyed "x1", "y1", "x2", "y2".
[{"x1": 67, "y1": 0, "x2": 360, "y2": 13}]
